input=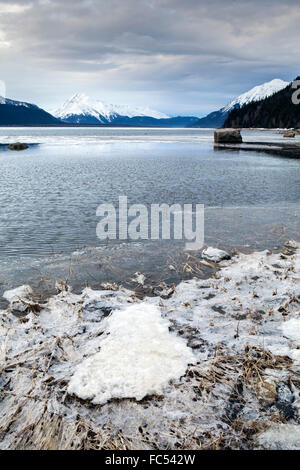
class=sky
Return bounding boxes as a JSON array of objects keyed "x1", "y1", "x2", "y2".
[{"x1": 0, "y1": 0, "x2": 299, "y2": 117}]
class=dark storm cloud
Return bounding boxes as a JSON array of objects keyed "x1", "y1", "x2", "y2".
[{"x1": 0, "y1": 0, "x2": 299, "y2": 114}]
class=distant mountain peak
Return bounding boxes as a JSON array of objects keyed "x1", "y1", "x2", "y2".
[
  {"x1": 70, "y1": 92, "x2": 88, "y2": 100},
  {"x1": 54, "y1": 94, "x2": 170, "y2": 123}
]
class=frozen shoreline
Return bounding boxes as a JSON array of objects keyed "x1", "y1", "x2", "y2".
[{"x1": 0, "y1": 243, "x2": 299, "y2": 450}]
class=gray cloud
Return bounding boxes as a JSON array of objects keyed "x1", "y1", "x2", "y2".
[{"x1": 0, "y1": 0, "x2": 299, "y2": 114}]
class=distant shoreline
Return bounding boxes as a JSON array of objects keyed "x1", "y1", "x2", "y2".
[{"x1": 0, "y1": 125, "x2": 299, "y2": 129}]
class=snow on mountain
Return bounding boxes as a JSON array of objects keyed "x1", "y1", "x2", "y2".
[
  {"x1": 193, "y1": 78, "x2": 290, "y2": 128},
  {"x1": 0, "y1": 95, "x2": 34, "y2": 108},
  {"x1": 54, "y1": 93, "x2": 169, "y2": 122},
  {"x1": 0, "y1": 95, "x2": 61, "y2": 126},
  {"x1": 223, "y1": 79, "x2": 289, "y2": 113}
]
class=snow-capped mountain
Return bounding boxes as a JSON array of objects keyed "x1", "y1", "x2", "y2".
[
  {"x1": 224, "y1": 77, "x2": 300, "y2": 128},
  {"x1": 54, "y1": 93, "x2": 170, "y2": 124},
  {"x1": 193, "y1": 78, "x2": 290, "y2": 128},
  {"x1": 223, "y1": 79, "x2": 289, "y2": 112},
  {"x1": 0, "y1": 95, "x2": 61, "y2": 126}
]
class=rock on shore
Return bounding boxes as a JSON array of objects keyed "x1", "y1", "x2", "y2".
[
  {"x1": 214, "y1": 128, "x2": 243, "y2": 144},
  {"x1": 283, "y1": 131, "x2": 296, "y2": 138},
  {"x1": 8, "y1": 142, "x2": 28, "y2": 151}
]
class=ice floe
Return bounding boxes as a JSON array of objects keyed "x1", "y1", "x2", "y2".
[
  {"x1": 68, "y1": 303, "x2": 195, "y2": 404},
  {"x1": 0, "y1": 244, "x2": 299, "y2": 449}
]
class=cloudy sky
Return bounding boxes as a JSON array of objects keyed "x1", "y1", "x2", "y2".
[{"x1": 0, "y1": 0, "x2": 299, "y2": 116}]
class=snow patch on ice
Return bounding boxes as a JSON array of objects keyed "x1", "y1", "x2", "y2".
[
  {"x1": 282, "y1": 318, "x2": 300, "y2": 363},
  {"x1": 258, "y1": 424, "x2": 300, "y2": 450},
  {"x1": 282, "y1": 318, "x2": 300, "y2": 344},
  {"x1": 68, "y1": 303, "x2": 195, "y2": 404}
]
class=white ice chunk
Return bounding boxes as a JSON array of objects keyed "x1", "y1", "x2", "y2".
[
  {"x1": 68, "y1": 303, "x2": 195, "y2": 404},
  {"x1": 2, "y1": 285, "x2": 33, "y2": 305},
  {"x1": 131, "y1": 272, "x2": 146, "y2": 286}
]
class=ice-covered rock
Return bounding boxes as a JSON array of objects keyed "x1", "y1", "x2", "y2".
[
  {"x1": 285, "y1": 240, "x2": 299, "y2": 249},
  {"x1": 2, "y1": 285, "x2": 33, "y2": 312},
  {"x1": 202, "y1": 247, "x2": 231, "y2": 262}
]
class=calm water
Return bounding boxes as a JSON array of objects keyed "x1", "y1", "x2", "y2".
[{"x1": 0, "y1": 127, "x2": 299, "y2": 297}]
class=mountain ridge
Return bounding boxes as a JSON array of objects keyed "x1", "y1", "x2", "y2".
[
  {"x1": 0, "y1": 96, "x2": 62, "y2": 126},
  {"x1": 192, "y1": 79, "x2": 290, "y2": 128},
  {"x1": 0, "y1": 78, "x2": 294, "y2": 128},
  {"x1": 52, "y1": 93, "x2": 198, "y2": 127},
  {"x1": 224, "y1": 78, "x2": 300, "y2": 129},
  {"x1": 53, "y1": 93, "x2": 170, "y2": 123},
  {"x1": 0, "y1": 93, "x2": 198, "y2": 127}
]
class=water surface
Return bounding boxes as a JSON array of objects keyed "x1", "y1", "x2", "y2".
[{"x1": 0, "y1": 127, "x2": 299, "y2": 297}]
